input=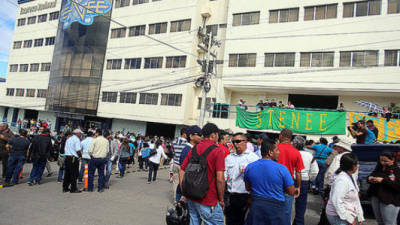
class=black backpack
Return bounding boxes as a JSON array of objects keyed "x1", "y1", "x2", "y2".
[{"x1": 182, "y1": 144, "x2": 217, "y2": 200}]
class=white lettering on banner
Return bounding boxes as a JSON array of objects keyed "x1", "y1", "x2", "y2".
[{"x1": 20, "y1": 0, "x2": 57, "y2": 15}]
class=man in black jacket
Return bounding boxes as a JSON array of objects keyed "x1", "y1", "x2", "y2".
[
  {"x1": 27, "y1": 128, "x2": 53, "y2": 185},
  {"x1": 0, "y1": 123, "x2": 14, "y2": 182}
]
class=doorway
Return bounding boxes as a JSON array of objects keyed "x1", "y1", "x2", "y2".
[
  {"x1": 146, "y1": 122, "x2": 176, "y2": 139},
  {"x1": 288, "y1": 94, "x2": 338, "y2": 109}
]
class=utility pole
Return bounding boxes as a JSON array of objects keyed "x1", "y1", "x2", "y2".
[{"x1": 199, "y1": 32, "x2": 213, "y2": 126}]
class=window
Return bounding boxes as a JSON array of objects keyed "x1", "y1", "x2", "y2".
[
  {"x1": 384, "y1": 50, "x2": 400, "y2": 66},
  {"x1": 41, "y1": 63, "x2": 51, "y2": 71},
  {"x1": 264, "y1": 53, "x2": 295, "y2": 67},
  {"x1": 300, "y1": 52, "x2": 334, "y2": 67},
  {"x1": 139, "y1": 93, "x2": 158, "y2": 105},
  {"x1": 120, "y1": 92, "x2": 137, "y2": 104},
  {"x1": 132, "y1": 0, "x2": 149, "y2": 5},
  {"x1": 388, "y1": 0, "x2": 400, "y2": 13},
  {"x1": 6, "y1": 88, "x2": 15, "y2": 96},
  {"x1": 343, "y1": 0, "x2": 381, "y2": 17},
  {"x1": 170, "y1": 19, "x2": 191, "y2": 32},
  {"x1": 228, "y1": 53, "x2": 256, "y2": 67},
  {"x1": 339, "y1": 51, "x2": 378, "y2": 67},
  {"x1": 197, "y1": 97, "x2": 216, "y2": 110},
  {"x1": 304, "y1": 4, "x2": 337, "y2": 20},
  {"x1": 49, "y1": 11, "x2": 59, "y2": 20},
  {"x1": 148, "y1": 22, "x2": 167, "y2": 35},
  {"x1": 206, "y1": 25, "x2": 218, "y2": 36},
  {"x1": 161, "y1": 94, "x2": 182, "y2": 106},
  {"x1": 115, "y1": 0, "x2": 130, "y2": 7},
  {"x1": 45, "y1": 37, "x2": 55, "y2": 46},
  {"x1": 128, "y1": 25, "x2": 146, "y2": 36},
  {"x1": 38, "y1": 14, "x2": 47, "y2": 23},
  {"x1": 110, "y1": 28, "x2": 126, "y2": 38},
  {"x1": 144, "y1": 57, "x2": 163, "y2": 68},
  {"x1": 13, "y1": 41, "x2": 22, "y2": 49},
  {"x1": 27, "y1": 16, "x2": 36, "y2": 24},
  {"x1": 23, "y1": 40, "x2": 32, "y2": 48},
  {"x1": 16, "y1": 88, "x2": 24, "y2": 97},
  {"x1": 30, "y1": 63, "x2": 40, "y2": 72},
  {"x1": 26, "y1": 89, "x2": 35, "y2": 97},
  {"x1": 166, "y1": 56, "x2": 186, "y2": 68},
  {"x1": 34, "y1": 38, "x2": 43, "y2": 47},
  {"x1": 9, "y1": 64, "x2": 18, "y2": 72},
  {"x1": 106, "y1": 59, "x2": 122, "y2": 70},
  {"x1": 101, "y1": 92, "x2": 118, "y2": 102},
  {"x1": 269, "y1": 8, "x2": 299, "y2": 23},
  {"x1": 124, "y1": 58, "x2": 142, "y2": 69},
  {"x1": 17, "y1": 18, "x2": 26, "y2": 26},
  {"x1": 232, "y1": 12, "x2": 260, "y2": 26},
  {"x1": 37, "y1": 89, "x2": 47, "y2": 98},
  {"x1": 20, "y1": 64, "x2": 28, "y2": 72}
]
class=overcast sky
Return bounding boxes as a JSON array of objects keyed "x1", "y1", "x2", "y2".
[{"x1": 0, "y1": 0, "x2": 18, "y2": 78}]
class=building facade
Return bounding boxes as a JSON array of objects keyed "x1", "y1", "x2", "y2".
[{"x1": 1, "y1": 0, "x2": 400, "y2": 138}]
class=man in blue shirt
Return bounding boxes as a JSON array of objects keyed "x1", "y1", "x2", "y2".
[
  {"x1": 63, "y1": 129, "x2": 82, "y2": 193},
  {"x1": 78, "y1": 131, "x2": 93, "y2": 183},
  {"x1": 244, "y1": 138, "x2": 295, "y2": 225},
  {"x1": 311, "y1": 138, "x2": 333, "y2": 196}
]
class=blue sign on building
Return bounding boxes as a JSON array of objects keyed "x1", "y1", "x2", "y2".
[{"x1": 60, "y1": 0, "x2": 112, "y2": 29}]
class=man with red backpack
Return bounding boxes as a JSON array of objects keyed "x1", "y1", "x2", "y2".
[{"x1": 179, "y1": 123, "x2": 225, "y2": 225}]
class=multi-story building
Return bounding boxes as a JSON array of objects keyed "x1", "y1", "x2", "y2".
[{"x1": 1, "y1": 0, "x2": 399, "y2": 138}]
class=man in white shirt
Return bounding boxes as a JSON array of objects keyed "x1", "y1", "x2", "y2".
[
  {"x1": 63, "y1": 129, "x2": 82, "y2": 193},
  {"x1": 225, "y1": 133, "x2": 259, "y2": 225}
]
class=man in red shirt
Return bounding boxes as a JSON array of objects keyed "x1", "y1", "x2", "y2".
[
  {"x1": 180, "y1": 123, "x2": 225, "y2": 225},
  {"x1": 277, "y1": 128, "x2": 304, "y2": 224}
]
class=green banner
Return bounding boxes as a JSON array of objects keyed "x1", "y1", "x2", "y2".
[{"x1": 236, "y1": 107, "x2": 346, "y2": 135}]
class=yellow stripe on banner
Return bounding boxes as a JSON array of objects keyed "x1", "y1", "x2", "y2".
[{"x1": 349, "y1": 112, "x2": 400, "y2": 142}]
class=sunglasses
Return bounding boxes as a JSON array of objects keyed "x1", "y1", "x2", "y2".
[{"x1": 232, "y1": 139, "x2": 245, "y2": 144}]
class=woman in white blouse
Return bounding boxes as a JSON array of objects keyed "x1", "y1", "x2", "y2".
[
  {"x1": 326, "y1": 153, "x2": 364, "y2": 225},
  {"x1": 148, "y1": 139, "x2": 168, "y2": 184}
]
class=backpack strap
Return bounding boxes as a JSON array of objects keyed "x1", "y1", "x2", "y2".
[{"x1": 201, "y1": 144, "x2": 217, "y2": 158}]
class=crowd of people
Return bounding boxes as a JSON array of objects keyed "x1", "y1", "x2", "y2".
[{"x1": 0, "y1": 119, "x2": 399, "y2": 225}]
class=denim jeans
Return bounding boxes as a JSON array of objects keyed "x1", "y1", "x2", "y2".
[
  {"x1": 6, "y1": 155, "x2": 25, "y2": 184},
  {"x1": 57, "y1": 164, "x2": 64, "y2": 182},
  {"x1": 293, "y1": 181, "x2": 310, "y2": 225},
  {"x1": 88, "y1": 158, "x2": 106, "y2": 192},
  {"x1": 186, "y1": 200, "x2": 224, "y2": 225},
  {"x1": 119, "y1": 157, "x2": 128, "y2": 177},
  {"x1": 371, "y1": 196, "x2": 400, "y2": 225},
  {"x1": 245, "y1": 195, "x2": 286, "y2": 225},
  {"x1": 316, "y1": 161, "x2": 327, "y2": 196},
  {"x1": 28, "y1": 158, "x2": 47, "y2": 184},
  {"x1": 326, "y1": 214, "x2": 349, "y2": 225},
  {"x1": 78, "y1": 158, "x2": 90, "y2": 182},
  {"x1": 148, "y1": 161, "x2": 159, "y2": 182},
  {"x1": 105, "y1": 159, "x2": 113, "y2": 185},
  {"x1": 284, "y1": 194, "x2": 294, "y2": 225}
]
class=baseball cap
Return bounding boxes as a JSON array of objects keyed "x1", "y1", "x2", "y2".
[{"x1": 187, "y1": 125, "x2": 201, "y2": 136}]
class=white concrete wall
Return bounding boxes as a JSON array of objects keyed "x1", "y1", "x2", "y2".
[
  {"x1": 223, "y1": 0, "x2": 400, "y2": 93},
  {"x1": 0, "y1": 0, "x2": 61, "y2": 111},
  {"x1": 111, "y1": 118, "x2": 147, "y2": 134}
]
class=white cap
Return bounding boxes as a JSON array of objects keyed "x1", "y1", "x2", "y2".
[
  {"x1": 73, "y1": 129, "x2": 83, "y2": 134},
  {"x1": 118, "y1": 134, "x2": 125, "y2": 139}
]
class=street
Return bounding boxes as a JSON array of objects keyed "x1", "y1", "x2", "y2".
[{"x1": 0, "y1": 162, "x2": 377, "y2": 225}]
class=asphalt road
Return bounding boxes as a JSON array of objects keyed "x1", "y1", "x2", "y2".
[{"x1": 0, "y1": 162, "x2": 377, "y2": 225}]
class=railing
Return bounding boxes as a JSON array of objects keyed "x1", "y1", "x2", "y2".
[{"x1": 204, "y1": 103, "x2": 400, "y2": 119}]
